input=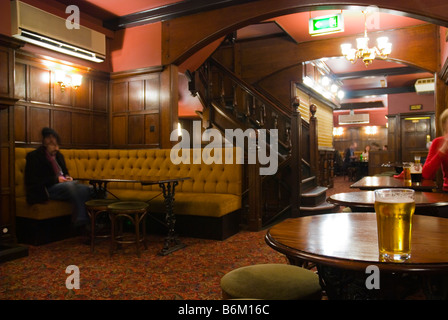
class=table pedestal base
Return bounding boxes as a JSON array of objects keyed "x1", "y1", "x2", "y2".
[
  {"x1": 157, "y1": 181, "x2": 187, "y2": 256},
  {"x1": 316, "y1": 264, "x2": 448, "y2": 300},
  {"x1": 158, "y1": 240, "x2": 187, "y2": 256}
]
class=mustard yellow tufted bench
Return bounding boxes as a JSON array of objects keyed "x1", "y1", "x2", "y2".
[{"x1": 15, "y1": 147, "x2": 243, "y2": 244}]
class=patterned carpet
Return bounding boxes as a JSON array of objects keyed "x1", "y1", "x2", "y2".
[
  {"x1": 0, "y1": 177, "x2": 352, "y2": 300},
  {"x1": 0, "y1": 230, "x2": 288, "y2": 300}
]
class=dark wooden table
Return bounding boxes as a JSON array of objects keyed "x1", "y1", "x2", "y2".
[
  {"x1": 327, "y1": 191, "x2": 448, "y2": 217},
  {"x1": 349, "y1": 160, "x2": 369, "y2": 180},
  {"x1": 350, "y1": 176, "x2": 437, "y2": 191},
  {"x1": 266, "y1": 212, "x2": 448, "y2": 299},
  {"x1": 77, "y1": 177, "x2": 190, "y2": 255}
]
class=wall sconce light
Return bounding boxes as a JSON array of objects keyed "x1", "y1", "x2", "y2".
[
  {"x1": 365, "y1": 126, "x2": 378, "y2": 135},
  {"x1": 55, "y1": 70, "x2": 82, "y2": 92},
  {"x1": 333, "y1": 127, "x2": 344, "y2": 136}
]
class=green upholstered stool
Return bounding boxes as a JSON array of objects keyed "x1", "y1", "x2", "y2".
[
  {"x1": 85, "y1": 199, "x2": 119, "y2": 253},
  {"x1": 220, "y1": 264, "x2": 322, "y2": 300},
  {"x1": 107, "y1": 201, "x2": 149, "y2": 257}
]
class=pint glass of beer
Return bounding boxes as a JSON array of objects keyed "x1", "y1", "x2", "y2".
[
  {"x1": 374, "y1": 189, "x2": 415, "y2": 262},
  {"x1": 403, "y1": 163, "x2": 411, "y2": 184}
]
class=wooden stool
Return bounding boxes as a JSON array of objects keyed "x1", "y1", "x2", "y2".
[
  {"x1": 85, "y1": 199, "x2": 119, "y2": 253},
  {"x1": 220, "y1": 264, "x2": 322, "y2": 300},
  {"x1": 107, "y1": 201, "x2": 149, "y2": 257}
]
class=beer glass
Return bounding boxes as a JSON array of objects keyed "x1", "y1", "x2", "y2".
[
  {"x1": 411, "y1": 162, "x2": 422, "y2": 183},
  {"x1": 403, "y1": 162, "x2": 411, "y2": 184},
  {"x1": 374, "y1": 188, "x2": 415, "y2": 262}
]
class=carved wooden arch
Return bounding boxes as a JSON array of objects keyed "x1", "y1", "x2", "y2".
[{"x1": 162, "y1": 0, "x2": 447, "y2": 72}]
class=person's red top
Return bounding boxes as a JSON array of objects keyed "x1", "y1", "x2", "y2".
[{"x1": 422, "y1": 136, "x2": 448, "y2": 191}]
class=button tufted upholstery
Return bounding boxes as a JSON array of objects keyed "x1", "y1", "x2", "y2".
[{"x1": 15, "y1": 148, "x2": 242, "y2": 222}]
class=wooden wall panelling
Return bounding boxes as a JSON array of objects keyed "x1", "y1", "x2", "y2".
[
  {"x1": 72, "y1": 113, "x2": 92, "y2": 145},
  {"x1": 29, "y1": 66, "x2": 51, "y2": 104},
  {"x1": 73, "y1": 76, "x2": 90, "y2": 109},
  {"x1": 128, "y1": 114, "x2": 145, "y2": 145},
  {"x1": 129, "y1": 80, "x2": 144, "y2": 112},
  {"x1": 29, "y1": 107, "x2": 50, "y2": 143},
  {"x1": 145, "y1": 74, "x2": 161, "y2": 112},
  {"x1": 14, "y1": 62, "x2": 26, "y2": 101},
  {"x1": 145, "y1": 113, "x2": 160, "y2": 146},
  {"x1": 53, "y1": 110, "x2": 72, "y2": 145},
  {"x1": 14, "y1": 105, "x2": 26, "y2": 143},
  {"x1": 92, "y1": 79, "x2": 108, "y2": 112},
  {"x1": 160, "y1": 65, "x2": 178, "y2": 149},
  {"x1": 112, "y1": 115, "x2": 127, "y2": 146},
  {"x1": 92, "y1": 114, "x2": 109, "y2": 145},
  {"x1": 14, "y1": 53, "x2": 110, "y2": 148},
  {"x1": 110, "y1": 68, "x2": 162, "y2": 148},
  {"x1": 112, "y1": 81, "x2": 128, "y2": 113}
]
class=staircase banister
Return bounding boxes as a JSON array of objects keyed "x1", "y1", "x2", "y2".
[{"x1": 209, "y1": 57, "x2": 292, "y2": 118}]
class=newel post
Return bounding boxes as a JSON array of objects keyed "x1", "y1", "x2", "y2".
[
  {"x1": 248, "y1": 143, "x2": 262, "y2": 231},
  {"x1": 309, "y1": 104, "x2": 319, "y2": 176},
  {"x1": 290, "y1": 97, "x2": 302, "y2": 217}
]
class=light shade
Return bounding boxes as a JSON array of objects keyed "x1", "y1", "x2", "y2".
[
  {"x1": 71, "y1": 74, "x2": 83, "y2": 88},
  {"x1": 340, "y1": 43, "x2": 352, "y2": 55},
  {"x1": 356, "y1": 37, "x2": 369, "y2": 51}
]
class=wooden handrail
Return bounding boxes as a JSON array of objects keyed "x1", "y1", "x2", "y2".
[{"x1": 209, "y1": 57, "x2": 292, "y2": 118}]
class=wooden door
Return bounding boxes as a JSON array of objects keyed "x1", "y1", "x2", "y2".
[{"x1": 400, "y1": 114, "x2": 435, "y2": 162}]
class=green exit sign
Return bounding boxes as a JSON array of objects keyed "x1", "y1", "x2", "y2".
[{"x1": 309, "y1": 14, "x2": 344, "y2": 36}]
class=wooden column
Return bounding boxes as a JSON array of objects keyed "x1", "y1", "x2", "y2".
[
  {"x1": 309, "y1": 104, "x2": 318, "y2": 177},
  {"x1": 435, "y1": 74, "x2": 447, "y2": 190},
  {"x1": 0, "y1": 35, "x2": 28, "y2": 261},
  {"x1": 247, "y1": 160, "x2": 262, "y2": 231},
  {"x1": 435, "y1": 75, "x2": 446, "y2": 137},
  {"x1": 160, "y1": 64, "x2": 179, "y2": 149},
  {"x1": 290, "y1": 97, "x2": 301, "y2": 217}
]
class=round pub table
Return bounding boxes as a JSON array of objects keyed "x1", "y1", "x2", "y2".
[
  {"x1": 327, "y1": 190, "x2": 448, "y2": 217},
  {"x1": 266, "y1": 212, "x2": 448, "y2": 299}
]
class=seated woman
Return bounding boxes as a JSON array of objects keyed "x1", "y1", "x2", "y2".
[
  {"x1": 421, "y1": 109, "x2": 448, "y2": 192},
  {"x1": 361, "y1": 145, "x2": 370, "y2": 161}
]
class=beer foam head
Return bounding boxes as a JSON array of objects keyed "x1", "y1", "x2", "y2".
[{"x1": 377, "y1": 196, "x2": 414, "y2": 203}]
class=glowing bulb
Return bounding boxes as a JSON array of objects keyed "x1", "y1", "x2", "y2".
[{"x1": 71, "y1": 74, "x2": 83, "y2": 89}]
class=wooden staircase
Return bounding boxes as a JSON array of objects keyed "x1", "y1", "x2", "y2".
[
  {"x1": 190, "y1": 56, "x2": 337, "y2": 230},
  {"x1": 300, "y1": 178, "x2": 339, "y2": 216}
]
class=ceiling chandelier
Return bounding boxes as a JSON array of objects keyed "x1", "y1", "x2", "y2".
[{"x1": 340, "y1": 11, "x2": 392, "y2": 66}]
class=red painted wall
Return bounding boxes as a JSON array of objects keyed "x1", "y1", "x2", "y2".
[
  {"x1": 0, "y1": 0, "x2": 11, "y2": 36},
  {"x1": 110, "y1": 23, "x2": 162, "y2": 72},
  {"x1": 388, "y1": 92, "x2": 435, "y2": 115}
]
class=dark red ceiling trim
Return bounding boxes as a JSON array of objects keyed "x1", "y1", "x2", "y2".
[
  {"x1": 335, "y1": 67, "x2": 425, "y2": 80},
  {"x1": 104, "y1": 0, "x2": 262, "y2": 30},
  {"x1": 345, "y1": 86, "x2": 415, "y2": 99}
]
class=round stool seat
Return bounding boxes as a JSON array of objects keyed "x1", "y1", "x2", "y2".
[
  {"x1": 220, "y1": 264, "x2": 322, "y2": 300},
  {"x1": 107, "y1": 201, "x2": 149, "y2": 212},
  {"x1": 85, "y1": 199, "x2": 119, "y2": 209}
]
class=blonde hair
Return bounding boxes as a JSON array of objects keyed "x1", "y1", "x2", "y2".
[{"x1": 441, "y1": 108, "x2": 448, "y2": 134}]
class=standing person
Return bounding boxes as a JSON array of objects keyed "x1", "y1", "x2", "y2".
[
  {"x1": 342, "y1": 142, "x2": 357, "y2": 178},
  {"x1": 343, "y1": 142, "x2": 357, "y2": 165},
  {"x1": 25, "y1": 127, "x2": 92, "y2": 227},
  {"x1": 422, "y1": 109, "x2": 448, "y2": 192}
]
